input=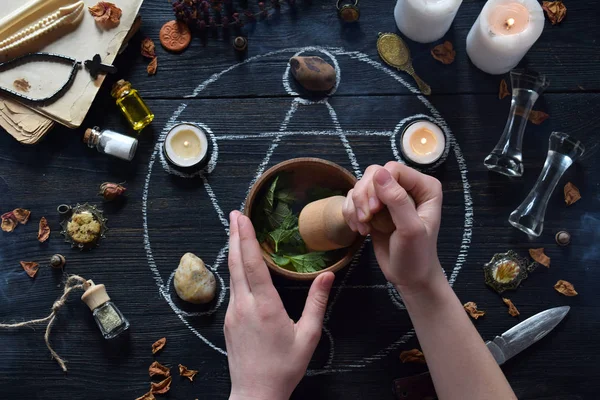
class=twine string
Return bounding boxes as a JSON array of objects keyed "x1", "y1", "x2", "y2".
[{"x1": 0, "y1": 275, "x2": 90, "y2": 372}]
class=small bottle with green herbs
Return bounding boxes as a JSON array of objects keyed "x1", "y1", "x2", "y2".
[
  {"x1": 111, "y1": 79, "x2": 154, "y2": 132},
  {"x1": 81, "y1": 280, "x2": 130, "y2": 339}
]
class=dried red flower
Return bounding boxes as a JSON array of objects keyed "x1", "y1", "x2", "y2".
[
  {"x1": 152, "y1": 337, "x2": 166, "y2": 354},
  {"x1": 20, "y1": 261, "x2": 39, "y2": 278},
  {"x1": 399, "y1": 349, "x2": 426, "y2": 364},
  {"x1": 38, "y1": 217, "x2": 50, "y2": 243},
  {"x1": 13, "y1": 208, "x2": 31, "y2": 224},
  {"x1": 502, "y1": 298, "x2": 520, "y2": 317},
  {"x1": 564, "y1": 182, "x2": 581, "y2": 206},
  {"x1": 431, "y1": 41, "x2": 456, "y2": 65},
  {"x1": 529, "y1": 248, "x2": 550, "y2": 268},
  {"x1": 179, "y1": 364, "x2": 198, "y2": 382},
  {"x1": 463, "y1": 302, "x2": 486, "y2": 320},
  {"x1": 99, "y1": 182, "x2": 127, "y2": 201}
]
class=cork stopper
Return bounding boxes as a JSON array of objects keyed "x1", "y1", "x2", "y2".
[
  {"x1": 110, "y1": 79, "x2": 131, "y2": 98},
  {"x1": 83, "y1": 126, "x2": 101, "y2": 147},
  {"x1": 81, "y1": 280, "x2": 111, "y2": 311},
  {"x1": 83, "y1": 128, "x2": 93, "y2": 143}
]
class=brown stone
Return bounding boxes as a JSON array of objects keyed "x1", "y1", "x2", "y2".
[{"x1": 289, "y1": 56, "x2": 336, "y2": 92}]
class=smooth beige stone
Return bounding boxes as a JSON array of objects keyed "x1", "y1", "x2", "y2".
[{"x1": 174, "y1": 253, "x2": 216, "y2": 304}]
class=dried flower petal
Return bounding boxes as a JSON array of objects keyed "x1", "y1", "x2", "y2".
[
  {"x1": 399, "y1": 349, "x2": 426, "y2": 364},
  {"x1": 99, "y1": 182, "x2": 127, "y2": 201},
  {"x1": 147, "y1": 57, "x2": 158, "y2": 76},
  {"x1": 20, "y1": 261, "x2": 39, "y2": 278},
  {"x1": 542, "y1": 1, "x2": 567, "y2": 25},
  {"x1": 463, "y1": 302, "x2": 485, "y2": 320},
  {"x1": 528, "y1": 248, "x2": 550, "y2": 268},
  {"x1": 38, "y1": 217, "x2": 50, "y2": 243},
  {"x1": 502, "y1": 298, "x2": 520, "y2": 317},
  {"x1": 152, "y1": 337, "x2": 166, "y2": 354},
  {"x1": 499, "y1": 79, "x2": 510, "y2": 99},
  {"x1": 13, "y1": 79, "x2": 31, "y2": 92},
  {"x1": 179, "y1": 364, "x2": 198, "y2": 381},
  {"x1": 431, "y1": 41, "x2": 455, "y2": 65},
  {"x1": 564, "y1": 182, "x2": 581, "y2": 206},
  {"x1": 88, "y1": 2, "x2": 122, "y2": 29},
  {"x1": 135, "y1": 392, "x2": 156, "y2": 400},
  {"x1": 150, "y1": 376, "x2": 172, "y2": 394},
  {"x1": 13, "y1": 208, "x2": 31, "y2": 224},
  {"x1": 515, "y1": 106, "x2": 549, "y2": 125},
  {"x1": 554, "y1": 280, "x2": 578, "y2": 296},
  {"x1": 149, "y1": 361, "x2": 170, "y2": 378},
  {"x1": 1, "y1": 212, "x2": 18, "y2": 232},
  {"x1": 493, "y1": 260, "x2": 520, "y2": 284},
  {"x1": 141, "y1": 38, "x2": 156, "y2": 58}
]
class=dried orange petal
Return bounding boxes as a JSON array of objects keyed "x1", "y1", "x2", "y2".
[
  {"x1": 399, "y1": 349, "x2": 426, "y2": 364},
  {"x1": 499, "y1": 79, "x2": 510, "y2": 99},
  {"x1": 20, "y1": 261, "x2": 39, "y2": 278},
  {"x1": 463, "y1": 302, "x2": 485, "y2": 320},
  {"x1": 515, "y1": 107, "x2": 549, "y2": 125},
  {"x1": 502, "y1": 298, "x2": 520, "y2": 317},
  {"x1": 88, "y1": 2, "x2": 122, "y2": 29},
  {"x1": 38, "y1": 217, "x2": 50, "y2": 243},
  {"x1": 141, "y1": 38, "x2": 156, "y2": 58},
  {"x1": 431, "y1": 41, "x2": 455, "y2": 65},
  {"x1": 564, "y1": 182, "x2": 581, "y2": 206},
  {"x1": 135, "y1": 392, "x2": 155, "y2": 400},
  {"x1": 1, "y1": 212, "x2": 17, "y2": 232},
  {"x1": 13, "y1": 208, "x2": 31, "y2": 224},
  {"x1": 529, "y1": 248, "x2": 550, "y2": 268},
  {"x1": 13, "y1": 79, "x2": 31, "y2": 92},
  {"x1": 152, "y1": 337, "x2": 166, "y2": 354},
  {"x1": 150, "y1": 376, "x2": 172, "y2": 394},
  {"x1": 179, "y1": 364, "x2": 198, "y2": 382},
  {"x1": 542, "y1": 1, "x2": 567, "y2": 25},
  {"x1": 149, "y1": 361, "x2": 170, "y2": 378},
  {"x1": 147, "y1": 57, "x2": 158, "y2": 76},
  {"x1": 554, "y1": 280, "x2": 578, "y2": 296}
]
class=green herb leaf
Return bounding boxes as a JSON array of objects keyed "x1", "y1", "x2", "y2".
[
  {"x1": 266, "y1": 201, "x2": 293, "y2": 230},
  {"x1": 265, "y1": 176, "x2": 279, "y2": 211},
  {"x1": 271, "y1": 253, "x2": 291, "y2": 267},
  {"x1": 275, "y1": 190, "x2": 296, "y2": 204},
  {"x1": 287, "y1": 252, "x2": 328, "y2": 273},
  {"x1": 269, "y1": 227, "x2": 297, "y2": 253},
  {"x1": 279, "y1": 213, "x2": 298, "y2": 230}
]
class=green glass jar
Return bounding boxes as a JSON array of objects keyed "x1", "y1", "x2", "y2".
[{"x1": 111, "y1": 80, "x2": 154, "y2": 131}]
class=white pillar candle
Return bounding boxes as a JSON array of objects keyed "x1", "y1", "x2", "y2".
[
  {"x1": 466, "y1": 0, "x2": 544, "y2": 75},
  {"x1": 163, "y1": 123, "x2": 209, "y2": 168},
  {"x1": 400, "y1": 120, "x2": 446, "y2": 166},
  {"x1": 394, "y1": 0, "x2": 463, "y2": 44}
]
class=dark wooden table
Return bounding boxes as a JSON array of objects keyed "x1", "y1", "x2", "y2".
[{"x1": 1, "y1": 1, "x2": 599, "y2": 399}]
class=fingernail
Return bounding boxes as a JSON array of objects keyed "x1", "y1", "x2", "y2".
[
  {"x1": 321, "y1": 272, "x2": 334, "y2": 289},
  {"x1": 357, "y1": 208, "x2": 368, "y2": 222},
  {"x1": 369, "y1": 196, "x2": 378, "y2": 210},
  {"x1": 358, "y1": 222, "x2": 369, "y2": 236},
  {"x1": 374, "y1": 169, "x2": 391, "y2": 186}
]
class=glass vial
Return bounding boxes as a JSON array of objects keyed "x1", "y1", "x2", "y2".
[
  {"x1": 84, "y1": 126, "x2": 138, "y2": 161},
  {"x1": 81, "y1": 280, "x2": 129, "y2": 339},
  {"x1": 111, "y1": 79, "x2": 154, "y2": 131}
]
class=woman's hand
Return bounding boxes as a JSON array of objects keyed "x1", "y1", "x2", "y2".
[
  {"x1": 342, "y1": 162, "x2": 444, "y2": 296},
  {"x1": 225, "y1": 211, "x2": 335, "y2": 400}
]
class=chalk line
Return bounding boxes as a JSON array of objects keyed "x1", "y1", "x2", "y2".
[{"x1": 324, "y1": 100, "x2": 362, "y2": 179}]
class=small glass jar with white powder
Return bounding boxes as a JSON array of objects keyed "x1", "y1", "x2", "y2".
[{"x1": 83, "y1": 126, "x2": 138, "y2": 161}]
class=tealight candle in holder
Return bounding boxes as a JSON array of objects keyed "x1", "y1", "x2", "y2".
[
  {"x1": 163, "y1": 123, "x2": 210, "y2": 169},
  {"x1": 400, "y1": 120, "x2": 446, "y2": 166}
]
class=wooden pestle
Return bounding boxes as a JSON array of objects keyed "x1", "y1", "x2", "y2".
[{"x1": 298, "y1": 195, "x2": 398, "y2": 251}]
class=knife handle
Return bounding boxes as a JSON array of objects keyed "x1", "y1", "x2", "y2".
[{"x1": 393, "y1": 372, "x2": 438, "y2": 400}]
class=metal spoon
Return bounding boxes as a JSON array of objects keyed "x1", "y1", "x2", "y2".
[{"x1": 376, "y1": 32, "x2": 431, "y2": 96}]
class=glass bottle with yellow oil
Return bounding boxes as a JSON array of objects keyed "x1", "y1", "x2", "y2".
[{"x1": 111, "y1": 80, "x2": 154, "y2": 131}]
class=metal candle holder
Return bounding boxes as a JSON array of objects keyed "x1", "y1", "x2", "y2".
[
  {"x1": 509, "y1": 132, "x2": 585, "y2": 237},
  {"x1": 484, "y1": 69, "x2": 549, "y2": 177}
]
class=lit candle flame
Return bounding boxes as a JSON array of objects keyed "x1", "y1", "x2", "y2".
[
  {"x1": 183, "y1": 140, "x2": 190, "y2": 147},
  {"x1": 421, "y1": 138, "x2": 427, "y2": 145},
  {"x1": 505, "y1": 17, "x2": 515, "y2": 30}
]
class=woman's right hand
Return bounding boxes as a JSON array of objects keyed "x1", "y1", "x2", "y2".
[{"x1": 342, "y1": 162, "x2": 444, "y2": 296}]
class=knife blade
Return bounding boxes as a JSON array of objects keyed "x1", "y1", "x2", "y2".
[{"x1": 393, "y1": 306, "x2": 570, "y2": 400}]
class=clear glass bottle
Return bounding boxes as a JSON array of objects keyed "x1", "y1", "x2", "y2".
[
  {"x1": 508, "y1": 132, "x2": 585, "y2": 237},
  {"x1": 83, "y1": 126, "x2": 138, "y2": 161},
  {"x1": 111, "y1": 79, "x2": 154, "y2": 131},
  {"x1": 81, "y1": 280, "x2": 130, "y2": 339}
]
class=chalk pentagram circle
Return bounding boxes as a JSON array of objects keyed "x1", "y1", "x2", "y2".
[{"x1": 142, "y1": 46, "x2": 474, "y2": 372}]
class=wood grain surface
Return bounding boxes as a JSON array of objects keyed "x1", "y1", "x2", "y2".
[{"x1": 1, "y1": 0, "x2": 599, "y2": 399}]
